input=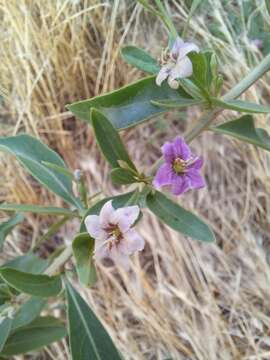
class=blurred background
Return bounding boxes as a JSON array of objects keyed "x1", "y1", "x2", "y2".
[{"x1": 1, "y1": 0, "x2": 270, "y2": 359}]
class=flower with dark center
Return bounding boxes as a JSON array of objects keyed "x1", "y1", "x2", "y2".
[
  {"x1": 153, "y1": 136, "x2": 205, "y2": 195},
  {"x1": 156, "y1": 37, "x2": 199, "y2": 89},
  {"x1": 85, "y1": 201, "x2": 144, "y2": 268}
]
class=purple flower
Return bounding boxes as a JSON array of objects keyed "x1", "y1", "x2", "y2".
[
  {"x1": 84, "y1": 201, "x2": 144, "y2": 269},
  {"x1": 153, "y1": 136, "x2": 205, "y2": 195},
  {"x1": 156, "y1": 37, "x2": 199, "y2": 89}
]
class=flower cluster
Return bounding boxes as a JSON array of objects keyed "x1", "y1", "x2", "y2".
[{"x1": 156, "y1": 37, "x2": 199, "y2": 89}]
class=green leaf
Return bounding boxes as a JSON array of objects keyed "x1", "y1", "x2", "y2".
[
  {"x1": 0, "y1": 214, "x2": 24, "y2": 250},
  {"x1": 72, "y1": 233, "x2": 96, "y2": 287},
  {"x1": 188, "y1": 52, "x2": 209, "y2": 91},
  {"x1": 0, "y1": 203, "x2": 76, "y2": 216},
  {"x1": 0, "y1": 134, "x2": 80, "y2": 208},
  {"x1": 0, "y1": 269, "x2": 62, "y2": 297},
  {"x1": 111, "y1": 168, "x2": 137, "y2": 185},
  {"x1": 66, "y1": 281, "x2": 122, "y2": 360},
  {"x1": 146, "y1": 191, "x2": 215, "y2": 242},
  {"x1": 211, "y1": 115, "x2": 270, "y2": 151},
  {"x1": 121, "y1": 46, "x2": 160, "y2": 74},
  {"x1": 212, "y1": 98, "x2": 270, "y2": 113},
  {"x1": 151, "y1": 98, "x2": 204, "y2": 108},
  {"x1": 0, "y1": 318, "x2": 12, "y2": 352},
  {"x1": 91, "y1": 109, "x2": 136, "y2": 170},
  {"x1": 80, "y1": 191, "x2": 137, "y2": 232},
  {"x1": 1, "y1": 253, "x2": 48, "y2": 274},
  {"x1": 67, "y1": 76, "x2": 191, "y2": 130},
  {"x1": 12, "y1": 297, "x2": 46, "y2": 331},
  {"x1": 1, "y1": 316, "x2": 67, "y2": 356}
]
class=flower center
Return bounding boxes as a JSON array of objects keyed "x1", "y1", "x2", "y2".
[
  {"x1": 104, "y1": 224, "x2": 123, "y2": 249},
  {"x1": 173, "y1": 158, "x2": 186, "y2": 174}
]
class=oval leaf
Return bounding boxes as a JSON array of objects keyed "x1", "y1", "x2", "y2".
[
  {"x1": 91, "y1": 109, "x2": 136, "y2": 170},
  {"x1": 212, "y1": 98, "x2": 270, "y2": 113},
  {"x1": 66, "y1": 281, "x2": 122, "y2": 360},
  {"x1": 12, "y1": 297, "x2": 46, "y2": 331},
  {"x1": 0, "y1": 318, "x2": 12, "y2": 352},
  {"x1": 0, "y1": 214, "x2": 24, "y2": 250},
  {"x1": 72, "y1": 233, "x2": 96, "y2": 287},
  {"x1": 1, "y1": 316, "x2": 67, "y2": 356},
  {"x1": 67, "y1": 76, "x2": 191, "y2": 130},
  {"x1": 121, "y1": 45, "x2": 160, "y2": 73},
  {"x1": 0, "y1": 269, "x2": 62, "y2": 297},
  {"x1": 0, "y1": 134, "x2": 81, "y2": 208},
  {"x1": 211, "y1": 114, "x2": 270, "y2": 151},
  {"x1": 0, "y1": 203, "x2": 76, "y2": 216},
  {"x1": 146, "y1": 191, "x2": 215, "y2": 242},
  {"x1": 1, "y1": 253, "x2": 48, "y2": 274}
]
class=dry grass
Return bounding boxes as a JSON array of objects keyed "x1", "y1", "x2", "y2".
[{"x1": 1, "y1": 0, "x2": 270, "y2": 359}]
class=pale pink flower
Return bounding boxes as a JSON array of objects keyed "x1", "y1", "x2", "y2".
[
  {"x1": 84, "y1": 201, "x2": 144, "y2": 268},
  {"x1": 156, "y1": 37, "x2": 199, "y2": 89}
]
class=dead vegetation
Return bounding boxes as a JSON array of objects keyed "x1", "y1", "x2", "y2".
[{"x1": 1, "y1": 0, "x2": 270, "y2": 359}]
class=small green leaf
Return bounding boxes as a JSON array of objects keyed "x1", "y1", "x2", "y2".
[
  {"x1": 1, "y1": 253, "x2": 48, "y2": 274},
  {"x1": 72, "y1": 233, "x2": 96, "y2": 287},
  {"x1": 0, "y1": 214, "x2": 24, "y2": 250},
  {"x1": 1, "y1": 316, "x2": 67, "y2": 356},
  {"x1": 0, "y1": 203, "x2": 76, "y2": 216},
  {"x1": 67, "y1": 76, "x2": 191, "y2": 130},
  {"x1": 188, "y1": 52, "x2": 209, "y2": 91},
  {"x1": 0, "y1": 318, "x2": 12, "y2": 352},
  {"x1": 0, "y1": 269, "x2": 62, "y2": 297},
  {"x1": 212, "y1": 98, "x2": 270, "y2": 113},
  {"x1": 0, "y1": 134, "x2": 81, "y2": 208},
  {"x1": 66, "y1": 281, "x2": 122, "y2": 360},
  {"x1": 121, "y1": 45, "x2": 160, "y2": 73},
  {"x1": 211, "y1": 115, "x2": 270, "y2": 151},
  {"x1": 12, "y1": 297, "x2": 46, "y2": 331},
  {"x1": 80, "y1": 191, "x2": 137, "y2": 232},
  {"x1": 146, "y1": 191, "x2": 215, "y2": 242},
  {"x1": 91, "y1": 109, "x2": 136, "y2": 170},
  {"x1": 111, "y1": 168, "x2": 137, "y2": 185},
  {"x1": 151, "y1": 98, "x2": 204, "y2": 108}
]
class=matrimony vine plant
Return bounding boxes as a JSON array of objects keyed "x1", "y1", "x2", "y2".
[{"x1": 1, "y1": 1, "x2": 270, "y2": 359}]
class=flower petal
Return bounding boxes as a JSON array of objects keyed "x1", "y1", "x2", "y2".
[
  {"x1": 171, "y1": 37, "x2": 184, "y2": 58},
  {"x1": 162, "y1": 142, "x2": 175, "y2": 163},
  {"x1": 170, "y1": 56, "x2": 193, "y2": 79},
  {"x1": 178, "y1": 42, "x2": 199, "y2": 59},
  {"x1": 153, "y1": 163, "x2": 173, "y2": 189},
  {"x1": 99, "y1": 200, "x2": 115, "y2": 227},
  {"x1": 189, "y1": 156, "x2": 203, "y2": 170},
  {"x1": 84, "y1": 215, "x2": 100, "y2": 238},
  {"x1": 94, "y1": 242, "x2": 110, "y2": 260},
  {"x1": 156, "y1": 64, "x2": 173, "y2": 86},
  {"x1": 124, "y1": 229, "x2": 145, "y2": 254},
  {"x1": 171, "y1": 175, "x2": 190, "y2": 195},
  {"x1": 110, "y1": 247, "x2": 130, "y2": 269},
  {"x1": 111, "y1": 205, "x2": 140, "y2": 233},
  {"x1": 187, "y1": 169, "x2": 205, "y2": 189},
  {"x1": 173, "y1": 136, "x2": 191, "y2": 160}
]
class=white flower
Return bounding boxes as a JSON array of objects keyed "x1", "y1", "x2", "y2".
[
  {"x1": 156, "y1": 37, "x2": 199, "y2": 89},
  {"x1": 84, "y1": 200, "x2": 144, "y2": 268}
]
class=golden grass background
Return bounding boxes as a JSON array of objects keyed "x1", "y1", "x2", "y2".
[{"x1": 1, "y1": 0, "x2": 270, "y2": 359}]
